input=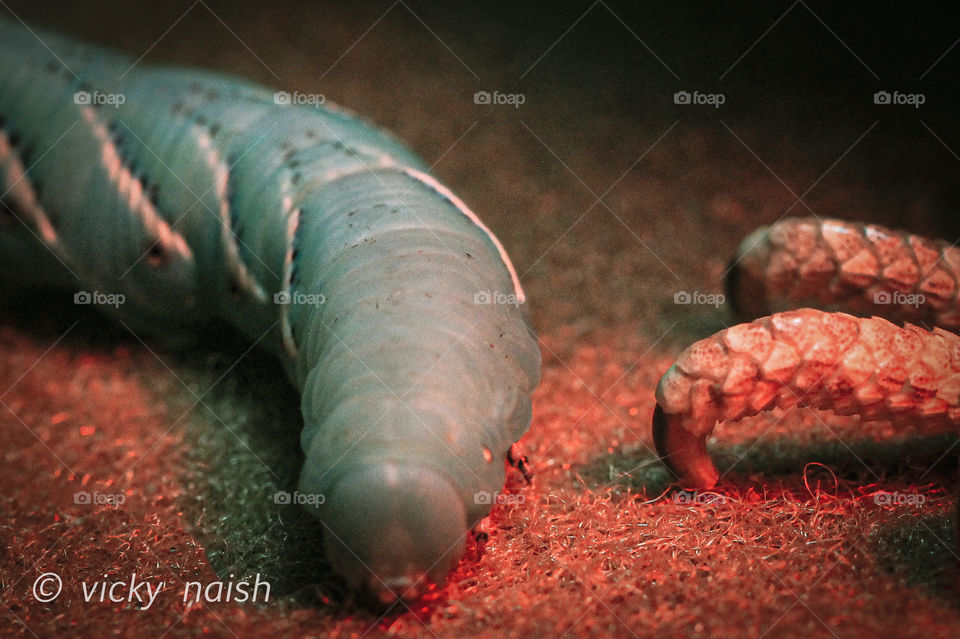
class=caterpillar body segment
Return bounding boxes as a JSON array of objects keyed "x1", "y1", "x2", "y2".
[
  {"x1": 654, "y1": 308, "x2": 960, "y2": 488},
  {"x1": 727, "y1": 217, "x2": 960, "y2": 329},
  {"x1": 0, "y1": 19, "x2": 541, "y2": 602}
]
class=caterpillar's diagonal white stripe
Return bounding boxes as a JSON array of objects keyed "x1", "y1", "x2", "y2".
[{"x1": 0, "y1": 19, "x2": 541, "y2": 602}]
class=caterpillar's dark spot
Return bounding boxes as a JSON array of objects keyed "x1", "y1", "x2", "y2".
[
  {"x1": 305, "y1": 129, "x2": 317, "y2": 139},
  {"x1": 288, "y1": 159, "x2": 300, "y2": 169},
  {"x1": 44, "y1": 60, "x2": 59, "y2": 74},
  {"x1": 194, "y1": 114, "x2": 208, "y2": 127},
  {"x1": 19, "y1": 144, "x2": 34, "y2": 167},
  {"x1": 209, "y1": 123, "x2": 221, "y2": 138},
  {"x1": 347, "y1": 209, "x2": 358, "y2": 217},
  {"x1": 145, "y1": 242, "x2": 169, "y2": 267},
  {"x1": 0, "y1": 199, "x2": 18, "y2": 226},
  {"x1": 466, "y1": 253, "x2": 473, "y2": 259},
  {"x1": 229, "y1": 210, "x2": 242, "y2": 234},
  {"x1": 282, "y1": 148, "x2": 296, "y2": 162},
  {"x1": 291, "y1": 171, "x2": 302, "y2": 185}
]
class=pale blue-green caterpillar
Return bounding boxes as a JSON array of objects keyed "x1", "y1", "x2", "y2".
[{"x1": 0, "y1": 19, "x2": 540, "y2": 603}]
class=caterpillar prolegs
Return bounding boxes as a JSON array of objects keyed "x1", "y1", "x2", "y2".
[
  {"x1": 0, "y1": 20, "x2": 540, "y2": 602},
  {"x1": 655, "y1": 217, "x2": 960, "y2": 487}
]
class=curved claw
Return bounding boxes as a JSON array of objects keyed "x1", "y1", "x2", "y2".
[{"x1": 652, "y1": 404, "x2": 719, "y2": 489}]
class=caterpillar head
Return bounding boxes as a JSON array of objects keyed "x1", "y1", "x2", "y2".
[{"x1": 300, "y1": 462, "x2": 467, "y2": 604}]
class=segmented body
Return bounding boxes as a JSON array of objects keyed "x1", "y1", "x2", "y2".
[
  {"x1": 0, "y1": 20, "x2": 540, "y2": 601},
  {"x1": 657, "y1": 216, "x2": 960, "y2": 488},
  {"x1": 728, "y1": 217, "x2": 960, "y2": 330}
]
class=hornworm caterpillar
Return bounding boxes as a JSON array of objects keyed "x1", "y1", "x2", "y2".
[
  {"x1": 654, "y1": 307, "x2": 960, "y2": 487},
  {"x1": 727, "y1": 216, "x2": 960, "y2": 330},
  {"x1": 0, "y1": 20, "x2": 540, "y2": 602}
]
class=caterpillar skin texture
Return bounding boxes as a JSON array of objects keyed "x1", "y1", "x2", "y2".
[
  {"x1": 727, "y1": 217, "x2": 960, "y2": 330},
  {"x1": 653, "y1": 308, "x2": 960, "y2": 488},
  {"x1": 0, "y1": 21, "x2": 540, "y2": 602}
]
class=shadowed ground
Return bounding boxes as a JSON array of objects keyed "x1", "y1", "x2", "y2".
[{"x1": 3, "y1": 1, "x2": 960, "y2": 637}]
